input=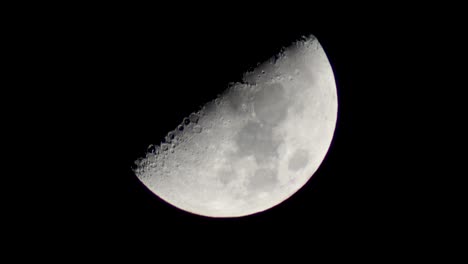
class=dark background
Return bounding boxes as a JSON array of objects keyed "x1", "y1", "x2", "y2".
[
  {"x1": 76, "y1": 16, "x2": 391, "y2": 241},
  {"x1": 8, "y1": 3, "x2": 459, "y2": 258}
]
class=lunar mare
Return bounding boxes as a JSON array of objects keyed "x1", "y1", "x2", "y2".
[{"x1": 134, "y1": 35, "x2": 337, "y2": 217}]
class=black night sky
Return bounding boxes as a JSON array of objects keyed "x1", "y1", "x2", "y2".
[
  {"x1": 76, "y1": 17, "x2": 391, "y2": 241},
  {"x1": 10, "y1": 4, "x2": 453, "y2": 258}
]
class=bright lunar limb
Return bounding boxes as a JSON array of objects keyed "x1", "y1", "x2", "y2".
[{"x1": 134, "y1": 35, "x2": 338, "y2": 217}]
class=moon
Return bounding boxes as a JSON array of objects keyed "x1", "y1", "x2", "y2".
[{"x1": 134, "y1": 35, "x2": 337, "y2": 217}]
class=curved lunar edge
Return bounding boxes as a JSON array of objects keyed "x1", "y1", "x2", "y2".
[{"x1": 134, "y1": 35, "x2": 337, "y2": 217}]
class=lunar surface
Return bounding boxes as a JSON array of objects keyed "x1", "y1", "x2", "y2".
[{"x1": 134, "y1": 35, "x2": 337, "y2": 217}]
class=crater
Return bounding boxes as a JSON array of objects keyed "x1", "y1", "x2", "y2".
[
  {"x1": 218, "y1": 168, "x2": 237, "y2": 185},
  {"x1": 223, "y1": 84, "x2": 250, "y2": 113},
  {"x1": 234, "y1": 120, "x2": 281, "y2": 163},
  {"x1": 253, "y1": 83, "x2": 288, "y2": 125},
  {"x1": 247, "y1": 168, "x2": 278, "y2": 192},
  {"x1": 288, "y1": 149, "x2": 309, "y2": 171}
]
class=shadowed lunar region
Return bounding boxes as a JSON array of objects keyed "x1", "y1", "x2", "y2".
[{"x1": 134, "y1": 35, "x2": 337, "y2": 217}]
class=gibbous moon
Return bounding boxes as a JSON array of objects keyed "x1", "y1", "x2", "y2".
[{"x1": 134, "y1": 35, "x2": 337, "y2": 217}]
